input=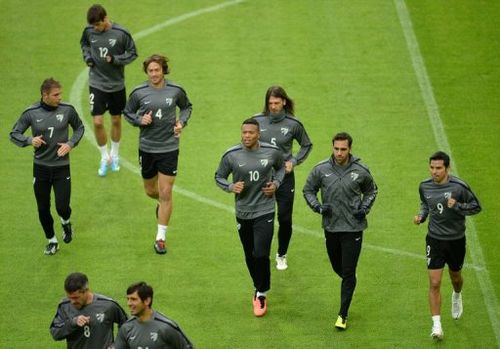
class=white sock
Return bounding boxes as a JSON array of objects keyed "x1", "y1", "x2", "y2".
[
  {"x1": 156, "y1": 225, "x2": 167, "y2": 241},
  {"x1": 432, "y1": 315, "x2": 441, "y2": 327},
  {"x1": 256, "y1": 291, "x2": 267, "y2": 298},
  {"x1": 110, "y1": 141, "x2": 120, "y2": 158},
  {"x1": 49, "y1": 236, "x2": 58, "y2": 244},
  {"x1": 60, "y1": 218, "x2": 70, "y2": 225},
  {"x1": 453, "y1": 291, "x2": 461, "y2": 299},
  {"x1": 99, "y1": 145, "x2": 109, "y2": 160}
]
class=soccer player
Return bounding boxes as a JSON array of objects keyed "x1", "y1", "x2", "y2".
[
  {"x1": 114, "y1": 282, "x2": 194, "y2": 349},
  {"x1": 414, "y1": 151, "x2": 481, "y2": 340},
  {"x1": 80, "y1": 4, "x2": 137, "y2": 176},
  {"x1": 50, "y1": 272, "x2": 128, "y2": 348},
  {"x1": 303, "y1": 132, "x2": 377, "y2": 330},
  {"x1": 253, "y1": 86, "x2": 313, "y2": 271},
  {"x1": 124, "y1": 54, "x2": 193, "y2": 255},
  {"x1": 215, "y1": 118, "x2": 285, "y2": 317},
  {"x1": 9, "y1": 78, "x2": 84, "y2": 256}
]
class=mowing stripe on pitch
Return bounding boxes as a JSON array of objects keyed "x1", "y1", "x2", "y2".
[{"x1": 394, "y1": 0, "x2": 499, "y2": 344}]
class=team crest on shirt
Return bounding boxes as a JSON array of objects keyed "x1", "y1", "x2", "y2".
[
  {"x1": 350, "y1": 172, "x2": 359, "y2": 181},
  {"x1": 444, "y1": 192, "x2": 452, "y2": 199},
  {"x1": 260, "y1": 159, "x2": 269, "y2": 167},
  {"x1": 280, "y1": 127, "x2": 289, "y2": 135},
  {"x1": 96, "y1": 313, "x2": 105, "y2": 323},
  {"x1": 165, "y1": 98, "x2": 173, "y2": 106},
  {"x1": 150, "y1": 332, "x2": 158, "y2": 341},
  {"x1": 56, "y1": 114, "x2": 64, "y2": 122},
  {"x1": 108, "y1": 38, "x2": 117, "y2": 47}
]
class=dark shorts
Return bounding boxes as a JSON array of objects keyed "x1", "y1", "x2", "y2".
[
  {"x1": 89, "y1": 86, "x2": 126, "y2": 116},
  {"x1": 426, "y1": 235, "x2": 466, "y2": 271},
  {"x1": 139, "y1": 149, "x2": 179, "y2": 179}
]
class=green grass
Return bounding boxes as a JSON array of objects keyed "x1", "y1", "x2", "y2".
[{"x1": 1, "y1": 0, "x2": 499, "y2": 348}]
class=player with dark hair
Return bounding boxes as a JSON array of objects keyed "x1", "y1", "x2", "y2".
[
  {"x1": 124, "y1": 54, "x2": 193, "y2": 254},
  {"x1": 80, "y1": 3, "x2": 137, "y2": 176},
  {"x1": 414, "y1": 151, "x2": 481, "y2": 340},
  {"x1": 114, "y1": 281, "x2": 194, "y2": 349},
  {"x1": 10, "y1": 78, "x2": 84, "y2": 255},
  {"x1": 303, "y1": 132, "x2": 377, "y2": 330},
  {"x1": 50, "y1": 272, "x2": 128, "y2": 348},
  {"x1": 215, "y1": 118, "x2": 285, "y2": 317},
  {"x1": 253, "y1": 86, "x2": 312, "y2": 270}
]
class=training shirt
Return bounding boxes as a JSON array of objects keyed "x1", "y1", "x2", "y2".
[
  {"x1": 80, "y1": 23, "x2": 137, "y2": 92},
  {"x1": 303, "y1": 155, "x2": 377, "y2": 232},
  {"x1": 215, "y1": 141, "x2": 285, "y2": 219},
  {"x1": 123, "y1": 80, "x2": 193, "y2": 153},
  {"x1": 418, "y1": 175, "x2": 481, "y2": 240},
  {"x1": 114, "y1": 311, "x2": 194, "y2": 349},
  {"x1": 50, "y1": 293, "x2": 128, "y2": 349},
  {"x1": 253, "y1": 112, "x2": 312, "y2": 166},
  {"x1": 10, "y1": 101, "x2": 85, "y2": 167}
]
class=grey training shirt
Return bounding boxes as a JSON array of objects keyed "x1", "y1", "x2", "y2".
[
  {"x1": 215, "y1": 141, "x2": 285, "y2": 219},
  {"x1": 80, "y1": 23, "x2": 137, "y2": 92},
  {"x1": 10, "y1": 101, "x2": 85, "y2": 167},
  {"x1": 418, "y1": 175, "x2": 481, "y2": 240}
]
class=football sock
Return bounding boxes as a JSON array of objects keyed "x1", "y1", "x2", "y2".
[
  {"x1": 60, "y1": 218, "x2": 70, "y2": 225},
  {"x1": 99, "y1": 145, "x2": 109, "y2": 160},
  {"x1": 432, "y1": 315, "x2": 441, "y2": 326},
  {"x1": 256, "y1": 291, "x2": 267, "y2": 298},
  {"x1": 156, "y1": 225, "x2": 167, "y2": 241},
  {"x1": 49, "y1": 236, "x2": 58, "y2": 244},
  {"x1": 452, "y1": 291, "x2": 461, "y2": 299},
  {"x1": 111, "y1": 141, "x2": 120, "y2": 158}
]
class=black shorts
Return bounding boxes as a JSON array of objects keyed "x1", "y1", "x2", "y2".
[
  {"x1": 426, "y1": 235, "x2": 466, "y2": 271},
  {"x1": 139, "y1": 149, "x2": 179, "y2": 179},
  {"x1": 89, "y1": 86, "x2": 126, "y2": 116}
]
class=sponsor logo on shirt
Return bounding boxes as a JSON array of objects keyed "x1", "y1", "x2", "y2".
[
  {"x1": 444, "y1": 192, "x2": 452, "y2": 199},
  {"x1": 108, "y1": 38, "x2": 117, "y2": 46},
  {"x1": 165, "y1": 97, "x2": 173, "y2": 106},
  {"x1": 260, "y1": 159, "x2": 268, "y2": 167},
  {"x1": 150, "y1": 332, "x2": 158, "y2": 341},
  {"x1": 56, "y1": 114, "x2": 64, "y2": 122},
  {"x1": 280, "y1": 127, "x2": 289, "y2": 135},
  {"x1": 350, "y1": 172, "x2": 359, "y2": 181}
]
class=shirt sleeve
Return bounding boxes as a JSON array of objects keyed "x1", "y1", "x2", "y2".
[
  {"x1": 67, "y1": 107, "x2": 85, "y2": 148},
  {"x1": 291, "y1": 123, "x2": 313, "y2": 166},
  {"x1": 80, "y1": 28, "x2": 92, "y2": 63},
  {"x1": 176, "y1": 90, "x2": 193, "y2": 127},
  {"x1": 9, "y1": 112, "x2": 33, "y2": 147},
  {"x1": 113, "y1": 325, "x2": 130, "y2": 349},
  {"x1": 214, "y1": 153, "x2": 234, "y2": 193},
  {"x1": 123, "y1": 92, "x2": 143, "y2": 126},
  {"x1": 453, "y1": 185, "x2": 481, "y2": 216},
  {"x1": 49, "y1": 304, "x2": 78, "y2": 341},
  {"x1": 303, "y1": 167, "x2": 322, "y2": 210},
  {"x1": 272, "y1": 151, "x2": 285, "y2": 188},
  {"x1": 418, "y1": 185, "x2": 429, "y2": 222},
  {"x1": 360, "y1": 171, "x2": 378, "y2": 214},
  {"x1": 112, "y1": 31, "x2": 138, "y2": 66}
]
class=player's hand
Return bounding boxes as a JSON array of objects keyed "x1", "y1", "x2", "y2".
[
  {"x1": 262, "y1": 182, "x2": 277, "y2": 197},
  {"x1": 174, "y1": 121, "x2": 183, "y2": 138},
  {"x1": 57, "y1": 143, "x2": 72, "y2": 157},
  {"x1": 32, "y1": 135, "x2": 46, "y2": 148},
  {"x1": 314, "y1": 204, "x2": 333, "y2": 217},
  {"x1": 232, "y1": 181, "x2": 245, "y2": 194},
  {"x1": 285, "y1": 160, "x2": 293, "y2": 174},
  {"x1": 106, "y1": 55, "x2": 114, "y2": 63},
  {"x1": 414, "y1": 215, "x2": 423, "y2": 225},
  {"x1": 141, "y1": 111, "x2": 153, "y2": 125},
  {"x1": 353, "y1": 208, "x2": 366, "y2": 221},
  {"x1": 74, "y1": 315, "x2": 90, "y2": 327},
  {"x1": 85, "y1": 58, "x2": 95, "y2": 67},
  {"x1": 447, "y1": 197, "x2": 457, "y2": 208}
]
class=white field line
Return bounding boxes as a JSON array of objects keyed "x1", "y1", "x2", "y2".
[{"x1": 394, "y1": 0, "x2": 499, "y2": 345}]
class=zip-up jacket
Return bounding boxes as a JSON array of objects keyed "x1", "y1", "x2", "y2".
[{"x1": 303, "y1": 155, "x2": 377, "y2": 232}]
